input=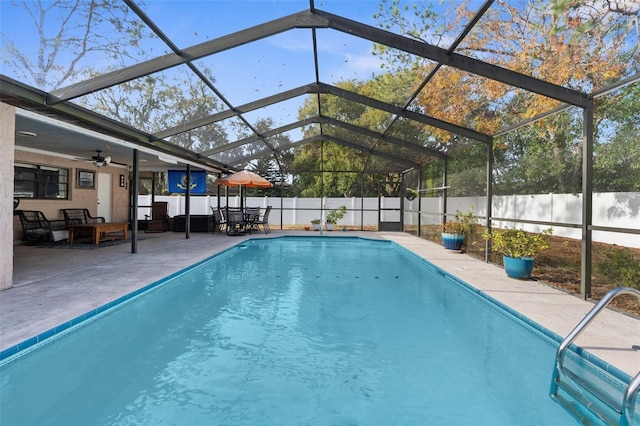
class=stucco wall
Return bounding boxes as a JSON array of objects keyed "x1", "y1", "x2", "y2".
[
  {"x1": 1, "y1": 103, "x2": 15, "y2": 289},
  {"x1": 13, "y1": 150, "x2": 130, "y2": 242}
]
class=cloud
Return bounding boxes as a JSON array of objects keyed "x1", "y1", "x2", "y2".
[
  {"x1": 267, "y1": 30, "x2": 314, "y2": 52},
  {"x1": 342, "y1": 50, "x2": 386, "y2": 76}
]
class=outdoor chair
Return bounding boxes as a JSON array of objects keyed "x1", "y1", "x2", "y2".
[
  {"x1": 145, "y1": 201, "x2": 169, "y2": 232},
  {"x1": 253, "y1": 205, "x2": 272, "y2": 234},
  {"x1": 244, "y1": 206, "x2": 261, "y2": 233},
  {"x1": 225, "y1": 207, "x2": 245, "y2": 236},
  {"x1": 62, "y1": 208, "x2": 105, "y2": 226},
  {"x1": 16, "y1": 210, "x2": 69, "y2": 242},
  {"x1": 211, "y1": 207, "x2": 226, "y2": 232}
]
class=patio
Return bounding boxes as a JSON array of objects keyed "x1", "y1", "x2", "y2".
[{"x1": 3, "y1": 230, "x2": 638, "y2": 378}]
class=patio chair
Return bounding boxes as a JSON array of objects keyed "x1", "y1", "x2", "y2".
[
  {"x1": 211, "y1": 207, "x2": 226, "y2": 233},
  {"x1": 253, "y1": 205, "x2": 272, "y2": 234},
  {"x1": 145, "y1": 201, "x2": 169, "y2": 232},
  {"x1": 244, "y1": 206, "x2": 261, "y2": 233},
  {"x1": 62, "y1": 208, "x2": 105, "y2": 226},
  {"x1": 225, "y1": 207, "x2": 245, "y2": 236},
  {"x1": 16, "y1": 210, "x2": 69, "y2": 242}
]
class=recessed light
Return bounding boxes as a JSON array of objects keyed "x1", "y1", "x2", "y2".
[{"x1": 16, "y1": 131, "x2": 37, "y2": 137}]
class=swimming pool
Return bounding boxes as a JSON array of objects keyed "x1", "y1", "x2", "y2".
[{"x1": 0, "y1": 237, "x2": 623, "y2": 424}]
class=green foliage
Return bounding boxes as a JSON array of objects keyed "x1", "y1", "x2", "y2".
[
  {"x1": 311, "y1": 219, "x2": 321, "y2": 225},
  {"x1": 595, "y1": 249, "x2": 640, "y2": 290},
  {"x1": 374, "y1": 0, "x2": 639, "y2": 196},
  {"x1": 447, "y1": 144, "x2": 489, "y2": 196},
  {"x1": 326, "y1": 205, "x2": 347, "y2": 224},
  {"x1": 483, "y1": 228, "x2": 552, "y2": 259},
  {"x1": 291, "y1": 76, "x2": 423, "y2": 196},
  {"x1": 593, "y1": 85, "x2": 640, "y2": 192},
  {"x1": 492, "y1": 111, "x2": 583, "y2": 195},
  {"x1": 443, "y1": 209, "x2": 477, "y2": 235}
]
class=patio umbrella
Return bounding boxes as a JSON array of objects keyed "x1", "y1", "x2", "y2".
[
  {"x1": 214, "y1": 170, "x2": 273, "y2": 188},
  {"x1": 215, "y1": 170, "x2": 273, "y2": 209}
]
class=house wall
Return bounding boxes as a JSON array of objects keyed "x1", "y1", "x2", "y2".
[
  {"x1": 1, "y1": 103, "x2": 15, "y2": 290},
  {"x1": 13, "y1": 150, "x2": 130, "y2": 242}
]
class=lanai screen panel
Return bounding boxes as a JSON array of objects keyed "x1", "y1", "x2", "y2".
[
  {"x1": 0, "y1": 1, "x2": 165, "y2": 91},
  {"x1": 322, "y1": 124, "x2": 379, "y2": 150},
  {"x1": 384, "y1": 116, "x2": 446, "y2": 154},
  {"x1": 137, "y1": 1, "x2": 308, "y2": 41},
  {"x1": 491, "y1": 105, "x2": 585, "y2": 196},
  {"x1": 314, "y1": 30, "x2": 424, "y2": 108},
  {"x1": 317, "y1": 94, "x2": 396, "y2": 132},
  {"x1": 202, "y1": 117, "x2": 259, "y2": 164},
  {"x1": 193, "y1": 30, "x2": 317, "y2": 107},
  {"x1": 76, "y1": 64, "x2": 227, "y2": 135},
  {"x1": 240, "y1": 95, "x2": 310, "y2": 139},
  {"x1": 457, "y1": 0, "x2": 640, "y2": 92},
  {"x1": 406, "y1": 66, "x2": 564, "y2": 135}
]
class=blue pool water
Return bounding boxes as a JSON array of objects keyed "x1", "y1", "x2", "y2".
[{"x1": 0, "y1": 237, "x2": 606, "y2": 424}]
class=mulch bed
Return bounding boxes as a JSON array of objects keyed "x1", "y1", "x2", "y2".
[{"x1": 420, "y1": 228, "x2": 640, "y2": 317}]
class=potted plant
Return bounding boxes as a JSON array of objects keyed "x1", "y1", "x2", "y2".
[
  {"x1": 483, "y1": 227, "x2": 552, "y2": 279},
  {"x1": 311, "y1": 218, "x2": 321, "y2": 231},
  {"x1": 325, "y1": 206, "x2": 347, "y2": 231},
  {"x1": 442, "y1": 209, "x2": 476, "y2": 251}
]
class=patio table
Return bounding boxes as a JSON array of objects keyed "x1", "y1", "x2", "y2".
[{"x1": 68, "y1": 222, "x2": 128, "y2": 245}]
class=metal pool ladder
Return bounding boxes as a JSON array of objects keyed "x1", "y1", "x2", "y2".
[{"x1": 550, "y1": 287, "x2": 640, "y2": 426}]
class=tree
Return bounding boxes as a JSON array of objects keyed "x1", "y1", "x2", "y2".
[
  {"x1": 375, "y1": 0, "x2": 639, "y2": 194},
  {"x1": 593, "y1": 85, "x2": 640, "y2": 192},
  {"x1": 87, "y1": 66, "x2": 229, "y2": 153},
  {"x1": 292, "y1": 75, "x2": 430, "y2": 197},
  {"x1": 2, "y1": 2, "x2": 237, "y2": 157},
  {"x1": 1, "y1": 0, "x2": 149, "y2": 90}
]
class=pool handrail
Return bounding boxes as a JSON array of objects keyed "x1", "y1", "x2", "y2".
[{"x1": 550, "y1": 286, "x2": 640, "y2": 426}]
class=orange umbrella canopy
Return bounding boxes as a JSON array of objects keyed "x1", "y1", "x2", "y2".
[{"x1": 214, "y1": 170, "x2": 273, "y2": 188}]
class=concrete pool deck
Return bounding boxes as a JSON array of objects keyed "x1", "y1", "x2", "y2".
[{"x1": 2, "y1": 230, "x2": 639, "y2": 378}]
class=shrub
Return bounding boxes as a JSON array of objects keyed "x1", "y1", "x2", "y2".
[
  {"x1": 442, "y1": 209, "x2": 477, "y2": 235},
  {"x1": 326, "y1": 206, "x2": 347, "y2": 224},
  {"x1": 595, "y1": 248, "x2": 640, "y2": 290},
  {"x1": 483, "y1": 227, "x2": 552, "y2": 259}
]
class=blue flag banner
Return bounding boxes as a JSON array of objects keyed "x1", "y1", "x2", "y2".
[{"x1": 168, "y1": 170, "x2": 206, "y2": 194}]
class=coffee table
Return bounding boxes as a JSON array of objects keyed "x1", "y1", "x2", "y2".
[{"x1": 68, "y1": 222, "x2": 128, "y2": 245}]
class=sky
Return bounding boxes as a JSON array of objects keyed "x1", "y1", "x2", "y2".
[
  {"x1": 10, "y1": 0, "x2": 635, "y2": 152},
  {"x1": 1, "y1": 0, "x2": 414, "y2": 143},
  {"x1": 0, "y1": 1, "x2": 395, "y2": 98}
]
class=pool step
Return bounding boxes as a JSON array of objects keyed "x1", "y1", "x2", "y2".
[
  {"x1": 553, "y1": 366, "x2": 621, "y2": 426},
  {"x1": 550, "y1": 287, "x2": 640, "y2": 426}
]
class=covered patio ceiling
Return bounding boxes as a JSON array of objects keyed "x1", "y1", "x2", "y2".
[{"x1": 1, "y1": 0, "x2": 638, "y2": 175}]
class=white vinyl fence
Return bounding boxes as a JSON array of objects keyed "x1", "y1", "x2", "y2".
[
  {"x1": 405, "y1": 192, "x2": 639, "y2": 248},
  {"x1": 138, "y1": 192, "x2": 640, "y2": 248}
]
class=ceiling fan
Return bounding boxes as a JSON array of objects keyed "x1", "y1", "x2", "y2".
[
  {"x1": 74, "y1": 150, "x2": 112, "y2": 167},
  {"x1": 91, "y1": 150, "x2": 111, "y2": 167}
]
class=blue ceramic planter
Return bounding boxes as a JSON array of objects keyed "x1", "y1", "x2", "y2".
[
  {"x1": 442, "y1": 233, "x2": 465, "y2": 250},
  {"x1": 503, "y1": 256, "x2": 535, "y2": 279}
]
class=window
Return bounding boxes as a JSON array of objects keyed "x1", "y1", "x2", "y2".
[{"x1": 14, "y1": 163, "x2": 69, "y2": 199}]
